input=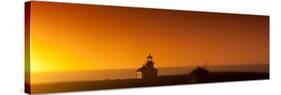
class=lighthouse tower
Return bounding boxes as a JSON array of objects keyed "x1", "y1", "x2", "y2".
[{"x1": 136, "y1": 54, "x2": 158, "y2": 79}]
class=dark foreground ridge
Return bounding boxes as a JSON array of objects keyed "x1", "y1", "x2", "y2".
[{"x1": 26, "y1": 72, "x2": 269, "y2": 94}]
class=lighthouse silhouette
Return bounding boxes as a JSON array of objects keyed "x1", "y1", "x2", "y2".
[{"x1": 136, "y1": 54, "x2": 158, "y2": 79}]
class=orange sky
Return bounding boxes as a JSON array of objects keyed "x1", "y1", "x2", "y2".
[{"x1": 28, "y1": 1, "x2": 269, "y2": 73}]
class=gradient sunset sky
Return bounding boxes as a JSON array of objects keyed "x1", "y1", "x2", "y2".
[{"x1": 28, "y1": 1, "x2": 269, "y2": 73}]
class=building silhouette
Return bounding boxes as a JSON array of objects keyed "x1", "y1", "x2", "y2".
[
  {"x1": 191, "y1": 66, "x2": 210, "y2": 82},
  {"x1": 191, "y1": 66, "x2": 209, "y2": 76},
  {"x1": 136, "y1": 54, "x2": 158, "y2": 79}
]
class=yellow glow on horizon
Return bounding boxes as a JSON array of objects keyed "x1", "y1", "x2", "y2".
[{"x1": 28, "y1": 1, "x2": 269, "y2": 73}]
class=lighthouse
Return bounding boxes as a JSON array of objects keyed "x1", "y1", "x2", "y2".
[{"x1": 136, "y1": 54, "x2": 158, "y2": 79}]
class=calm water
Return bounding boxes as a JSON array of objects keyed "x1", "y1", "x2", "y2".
[{"x1": 31, "y1": 64, "x2": 269, "y2": 84}]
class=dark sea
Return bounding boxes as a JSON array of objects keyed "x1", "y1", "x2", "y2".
[{"x1": 31, "y1": 64, "x2": 269, "y2": 84}]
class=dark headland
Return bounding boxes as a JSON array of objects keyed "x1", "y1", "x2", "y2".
[
  {"x1": 26, "y1": 71, "x2": 269, "y2": 94},
  {"x1": 25, "y1": 55, "x2": 269, "y2": 94}
]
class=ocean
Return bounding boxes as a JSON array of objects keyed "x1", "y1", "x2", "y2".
[{"x1": 31, "y1": 64, "x2": 269, "y2": 84}]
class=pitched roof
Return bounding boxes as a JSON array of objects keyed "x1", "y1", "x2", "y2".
[
  {"x1": 136, "y1": 64, "x2": 158, "y2": 72},
  {"x1": 191, "y1": 67, "x2": 209, "y2": 76}
]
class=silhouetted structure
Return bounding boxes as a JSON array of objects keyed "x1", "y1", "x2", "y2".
[
  {"x1": 29, "y1": 59, "x2": 269, "y2": 94},
  {"x1": 136, "y1": 54, "x2": 158, "y2": 79},
  {"x1": 191, "y1": 66, "x2": 210, "y2": 82}
]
